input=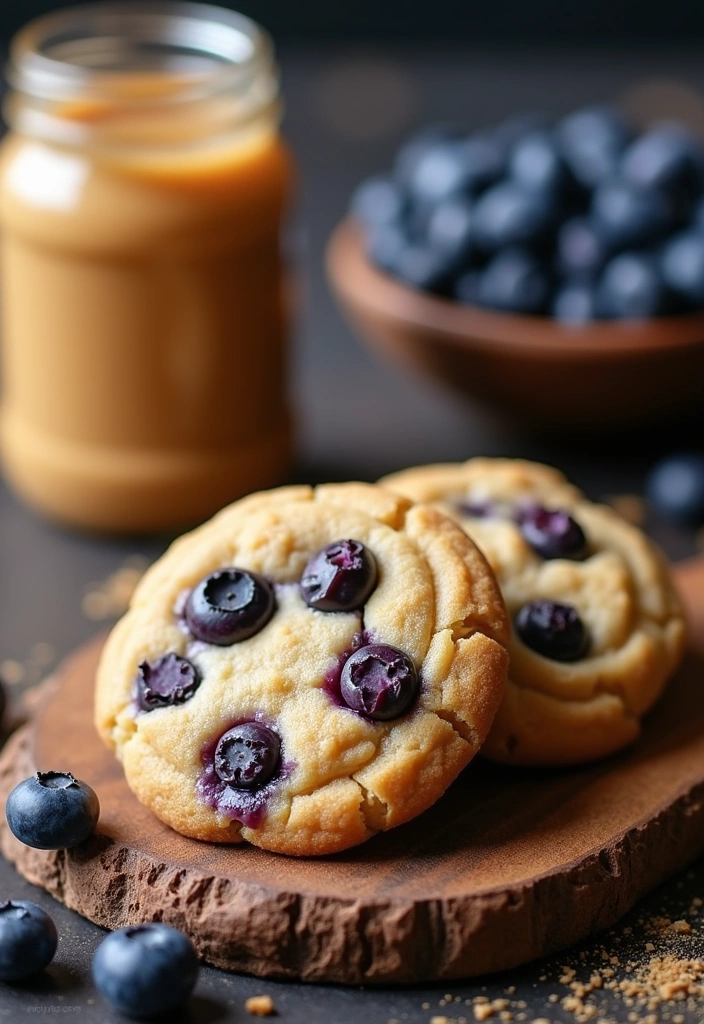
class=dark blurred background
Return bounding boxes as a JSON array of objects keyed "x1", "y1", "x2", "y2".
[{"x1": 1, "y1": 0, "x2": 703, "y2": 43}]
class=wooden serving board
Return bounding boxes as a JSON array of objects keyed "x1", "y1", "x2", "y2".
[{"x1": 1, "y1": 559, "x2": 703, "y2": 985}]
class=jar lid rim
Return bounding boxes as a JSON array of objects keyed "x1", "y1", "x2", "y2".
[{"x1": 8, "y1": 1, "x2": 273, "y2": 103}]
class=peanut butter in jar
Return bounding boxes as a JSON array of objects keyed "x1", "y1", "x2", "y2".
[{"x1": 0, "y1": 2, "x2": 295, "y2": 533}]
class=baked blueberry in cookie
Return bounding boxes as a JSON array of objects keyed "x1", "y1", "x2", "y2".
[
  {"x1": 300, "y1": 539, "x2": 377, "y2": 611},
  {"x1": 382, "y1": 458, "x2": 687, "y2": 767},
  {"x1": 340, "y1": 644, "x2": 419, "y2": 720},
  {"x1": 136, "y1": 655, "x2": 200, "y2": 711},
  {"x1": 95, "y1": 482, "x2": 509, "y2": 855},
  {"x1": 185, "y1": 569, "x2": 275, "y2": 644},
  {"x1": 213, "y1": 722, "x2": 282, "y2": 789},
  {"x1": 516, "y1": 506, "x2": 587, "y2": 560},
  {"x1": 515, "y1": 600, "x2": 590, "y2": 662}
]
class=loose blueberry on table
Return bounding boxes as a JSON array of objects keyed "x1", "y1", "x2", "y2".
[
  {"x1": 340, "y1": 644, "x2": 419, "y2": 720},
  {"x1": 185, "y1": 568, "x2": 275, "y2": 645},
  {"x1": 5, "y1": 770, "x2": 99, "y2": 850},
  {"x1": 300, "y1": 539, "x2": 378, "y2": 612},
  {"x1": 136, "y1": 653, "x2": 200, "y2": 711},
  {"x1": 350, "y1": 104, "x2": 704, "y2": 320},
  {"x1": 0, "y1": 901, "x2": 57, "y2": 981},
  {"x1": 92, "y1": 922, "x2": 199, "y2": 1018},
  {"x1": 646, "y1": 453, "x2": 704, "y2": 525},
  {"x1": 515, "y1": 599, "x2": 590, "y2": 662}
]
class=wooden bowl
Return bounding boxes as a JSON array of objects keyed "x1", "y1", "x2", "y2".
[{"x1": 326, "y1": 219, "x2": 704, "y2": 429}]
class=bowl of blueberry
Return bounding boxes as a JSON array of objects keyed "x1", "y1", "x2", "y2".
[{"x1": 327, "y1": 106, "x2": 704, "y2": 428}]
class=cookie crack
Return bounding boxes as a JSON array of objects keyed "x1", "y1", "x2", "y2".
[
  {"x1": 274, "y1": 742, "x2": 384, "y2": 831},
  {"x1": 448, "y1": 616, "x2": 481, "y2": 643},
  {"x1": 432, "y1": 708, "x2": 478, "y2": 748},
  {"x1": 593, "y1": 678, "x2": 637, "y2": 717},
  {"x1": 447, "y1": 617, "x2": 507, "y2": 648},
  {"x1": 353, "y1": 780, "x2": 388, "y2": 832}
]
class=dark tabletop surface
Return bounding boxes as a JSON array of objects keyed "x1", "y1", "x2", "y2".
[{"x1": 1, "y1": 41, "x2": 704, "y2": 1024}]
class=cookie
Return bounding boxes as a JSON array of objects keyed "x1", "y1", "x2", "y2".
[
  {"x1": 381, "y1": 459, "x2": 687, "y2": 766},
  {"x1": 95, "y1": 482, "x2": 509, "y2": 856}
]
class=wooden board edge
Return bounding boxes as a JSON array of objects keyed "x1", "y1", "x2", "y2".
[{"x1": 2, "y1": 703, "x2": 704, "y2": 984}]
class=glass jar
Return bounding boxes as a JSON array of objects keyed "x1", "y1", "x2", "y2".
[{"x1": 0, "y1": 2, "x2": 294, "y2": 533}]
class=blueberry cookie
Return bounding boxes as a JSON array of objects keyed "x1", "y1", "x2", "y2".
[
  {"x1": 95, "y1": 483, "x2": 509, "y2": 855},
  {"x1": 382, "y1": 459, "x2": 686, "y2": 766}
]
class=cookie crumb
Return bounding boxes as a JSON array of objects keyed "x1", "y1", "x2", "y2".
[
  {"x1": 82, "y1": 557, "x2": 148, "y2": 621},
  {"x1": 432, "y1": 1017, "x2": 452, "y2": 1024},
  {"x1": 473, "y1": 1006, "x2": 494, "y2": 1021},
  {"x1": 245, "y1": 995, "x2": 276, "y2": 1016},
  {"x1": 669, "y1": 920, "x2": 691, "y2": 934}
]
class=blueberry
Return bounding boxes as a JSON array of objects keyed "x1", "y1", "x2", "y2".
[
  {"x1": 394, "y1": 123, "x2": 461, "y2": 185},
  {"x1": 453, "y1": 269, "x2": 482, "y2": 306},
  {"x1": 515, "y1": 600, "x2": 590, "y2": 662},
  {"x1": 693, "y1": 196, "x2": 704, "y2": 230},
  {"x1": 340, "y1": 644, "x2": 418, "y2": 721},
  {"x1": 92, "y1": 923, "x2": 198, "y2": 1018},
  {"x1": 661, "y1": 230, "x2": 704, "y2": 305},
  {"x1": 136, "y1": 654, "x2": 200, "y2": 712},
  {"x1": 404, "y1": 139, "x2": 473, "y2": 205},
  {"x1": 214, "y1": 723, "x2": 281, "y2": 790},
  {"x1": 456, "y1": 499, "x2": 496, "y2": 518},
  {"x1": 300, "y1": 539, "x2": 377, "y2": 612},
  {"x1": 425, "y1": 196, "x2": 476, "y2": 267},
  {"x1": 552, "y1": 280, "x2": 599, "y2": 323},
  {"x1": 391, "y1": 243, "x2": 456, "y2": 293},
  {"x1": 455, "y1": 133, "x2": 506, "y2": 194},
  {"x1": 404, "y1": 135, "x2": 504, "y2": 206},
  {"x1": 596, "y1": 252, "x2": 668, "y2": 319},
  {"x1": 517, "y1": 506, "x2": 587, "y2": 559},
  {"x1": 185, "y1": 569, "x2": 275, "y2": 646},
  {"x1": 492, "y1": 110, "x2": 552, "y2": 155},
  {"x1": 509, "y1": 130, "x2": 577, "y2": 197},
  {"x1": 556, "y1": 217, "x2": 609, "y2": 276},
  {"x1": 591, "y1": 179, "x2": 674, "y2": 251},
  {"x1": 646, "y1": 454, "x2": 704, "y2": 524},
  {"x1": 0, "y1": 901, "x2": 57, "y2": 981},
  {"x1": 557, "y1": 105, "x2": 633, "y2": 189},
  {"x1": 474, "y1": 182, "x2": 555, "y2": 251},
  {"x1": 350, "y1": 175, "x2": 407, "y2": 229},
  {"x1": 6, "y1": 771, "x2": 99, "y2": 850},
  {"x1": 621, "y1": 125, "x2": 704, "y2": 203},
  {"x1": 476, "y1": 249, "x2": 550, "y2": 314},
  {"x1": 366, "y1": 222, "x2": 411, "y2": 274}
]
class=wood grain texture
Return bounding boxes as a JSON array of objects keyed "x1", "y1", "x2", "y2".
[{"x1": 1, "y1": 558, "x2": 703, "y2": 984}]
